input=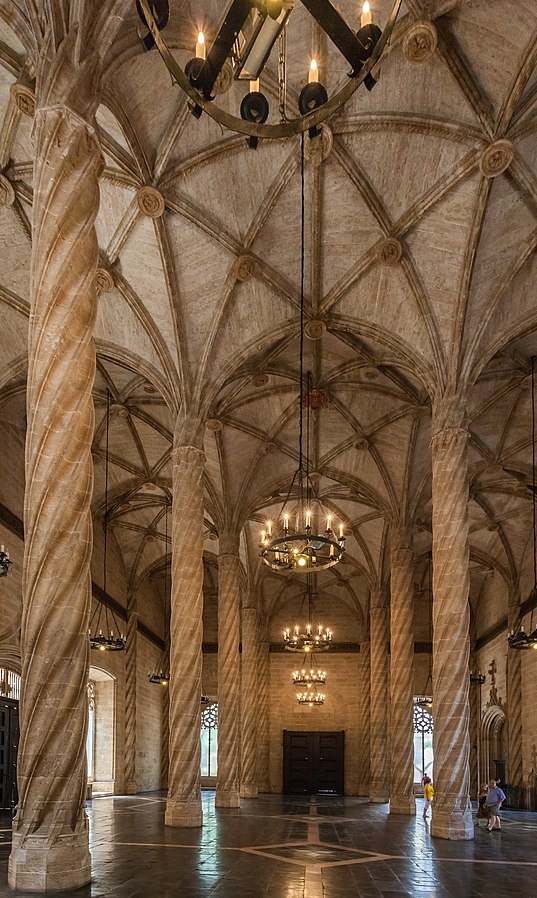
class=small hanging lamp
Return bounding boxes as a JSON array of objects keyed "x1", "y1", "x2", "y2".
[{"x1": 89, "y1": 390, "x2": 126, "y2": 652}]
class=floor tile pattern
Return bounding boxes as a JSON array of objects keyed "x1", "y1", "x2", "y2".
[{"x1": 1, "y1": 793, "x2": 537, "y2": 896}]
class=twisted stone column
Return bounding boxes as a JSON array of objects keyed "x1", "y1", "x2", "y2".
[
  {"x1": 507, "y1": 604, "x2": 523, "y2": 788},
  {"x1": 165, "y1": 424, "x2": 205, "y2": 827},
  {"x1": 389, "y1": 532, "x2": 416, "y2": 815},
  {"x1": 161, "y1": 665, "x2": 170, "y2": 790},
  {"x1": 123, "y1": 603, "x2": 138, "y2": 794},
  {"x1": 240, "y1": 603, "x2": 259, "y2": 798},
  {"x1": 469, "y1": 670, "x2": 479, "y2": 799},
  {"x1": 357, "y1": 640, "x2": 371, "y2": 796},
  {"x1": 9, "y1": 105, "x2": 102, "y2": 891},
  {"x1": 370, "y1": 595, "x2": 389, "y2": 802},
  {"x1": 257, "y1": 640, "x2": 270, "y2": 792},
  {"x1": 430, "y1": 397, "x2": 473, "y2": 839},
  {"x1": 216, "y1": 533, "x2": 241, "y2": 807}
]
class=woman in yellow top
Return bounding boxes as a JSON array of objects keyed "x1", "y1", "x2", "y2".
[{"x1": 423, "y1": 779, "x2": 434, "y2": 819}]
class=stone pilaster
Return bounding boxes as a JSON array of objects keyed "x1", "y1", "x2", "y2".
[
  {"x1": 123, "y1": 603, "x2": 138, "y2": 794},
  {"x1": 357, "y1": 640, "x2": 371, "y2": 796},
  {"x1": 257, "y1": 640, "x2": 270, "y2": 792},
  {"x1": 240, "y1": 603, "x2": 259, "y2": 799},
  {"x1": 216, "y1": 533, "x2": 241, "y2": 808},
  {"x1": 165, "y1": 424, "x2": 205, "y2": 828},
  {"x1": 389, "y1": 531, "x2": 416, "y2": 815},
  {"x1": 507, "y1": 604, "x2": 523, "y2": 788},
  {"x1": 369, "y1": 594, "x2": 389, "y2": 802},
  {"x1": 8, "y1": 104, "x2": 103, "y2": 892},
  {"x1": 430, "y1": 396, "x2": 473, "y2": 840}
]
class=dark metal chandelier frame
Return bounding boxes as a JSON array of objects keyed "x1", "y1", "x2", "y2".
[
  {"x1": 291, "y1": 651, "x2": 326, "y2": 688},
  {"x1": 137, "y1": 0, "x2": 402, "y2": 140},
  {"x1": 509, "y1": 357, "x2": 537, "y2": 650},
  {"x1": 89, "y1": 390, "x2": 126, "y2": 652},
  {"x1": 283, "y1": 573, "x2": 332, "y2": 651},
  {"x1": 0, "y1": 545, "x2": 11, "y2": 577}
]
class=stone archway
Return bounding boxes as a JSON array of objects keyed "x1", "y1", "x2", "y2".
[
  {"x1": 88, "y1": 667, "x2": 117, "y2": 796},
  {"x1": 480, "y1": 705, "x2": 507, "y2": 785}
]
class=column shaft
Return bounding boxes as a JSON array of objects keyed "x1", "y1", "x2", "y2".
[
  {"x1": 257, "y1": 641, "x2": 270, "y2": 792},
  {"x1": 240, "y1": 605, "x2": 259, "y2": 798},
  {"x1": 390, "y1": 538, "x2": 416, "y2": 815},
  {"x1": 357, "y1": 641, "x2": 371, "y2": 796},
  {"x1": 165, "y1": 439, "x2": 205, "y2": 827},
  {"x1": 370, "y1": 601, "x2": 389, "y2": 802},
  {"x1": 123, "y1": 604, "x2": 138, "y2": 794},
  {"x1": 9, "y1": 105, "x2": 102, "y2": 891},
  {"x1": 430, "y1": 416, "x2": 473, "y2": 839},
  {"x1": 507, "y1": 606, "x2": 523, "y2": 788},
  {"x1": 216, "y1": 534, "x2": 241, "y2": 807}
]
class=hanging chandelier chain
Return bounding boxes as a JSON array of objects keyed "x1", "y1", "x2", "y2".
[{"x1": 298, "y1": 134, "x2": 305, "y2": 481}]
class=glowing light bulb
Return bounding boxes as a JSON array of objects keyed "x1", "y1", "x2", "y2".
[
  {"x1": 361, "y1": 1, "x2": 372, "y2": 26},
  {"x1": 298, "y1": 555, "x2": 307, "y2": 567},
  {"x1": 196, "y1": 31, "x2": 206, "y2": 59},
  {"x1": 308, "y1": 59, "x2": 319, "y2": 83}
]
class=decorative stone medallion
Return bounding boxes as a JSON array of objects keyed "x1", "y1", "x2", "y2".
[
  {"x1": 305, "y1": 319, "x2": 326, "y2": 340},
  {"x1": 213, "y1": 61, "x2": 233, "y2": 95},
  {"x1": 361, "y1": 365, "x2": 379, "y2": 380},
  {"x1": 0, "y1": 174, "x2": 14, "y2": 206},
  {"x1": 205, "y1": 418, "x2": 223, "y2": 432},
  {"x1": 235, "y1": 255, "x2": 256, "y2": 281},
  {"x1": 252, "y1": 373, "x2": 269, "y2": 387},
  {"x1": 94, "y1": 267, "x2": 115, "y2": 293},
  {"x1": 355, "y1": 438, "x2": 369, "y2": 451},
  {"x1": 110, "y1": 403, "x2": 129, "y2": 418},
  {"x1": 136, "y1": 185, "x2": 165, "y2": 218},
  {"x1": 305, "y1": 124, "x2": 333, "y2": 165},
  {"x1": 379, "y1": 237, "x2": 403, "y2": 265},
  {"x1": 11, "y1": 83, "x2": 36, "y2": 116},
  {"x1": 263, "y1": 442, "x2": 277, "y2": 454},
  {"x1": 479, "y1": 140, "x2": 514, "y2": 178},
  {"x1": 403, "y1": 21, "x2": 438, "y2": 63}
]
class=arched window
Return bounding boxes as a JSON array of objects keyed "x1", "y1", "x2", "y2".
[
  {"x1": 0, "y1": 668, "x2": 20, "y2": 700},
  {"x1": 200, "y1": 702, "x2": 218, "y2": 777},
  {"x1": 413, "y1": 703, "x2": 434, "y2": 783}
]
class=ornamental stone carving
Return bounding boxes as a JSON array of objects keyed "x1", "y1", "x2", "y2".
[
  {"x1": 305, "y1": 125, "x2": 333, "y2": 165},
  {"x1": 355, "y1": 437, "x2": 369, "y2": 451},
  {"x1": 10, "y1": 83, "x2": 36, "y2": 116},
  {"x1": 235, "y1": 255, "x2": 256, "y2": 281},
  {"x1": 94, "y1": 267, "x2": 115, "y2": 293},
  {"x1": 205, "y1": 418, "x2": 223, "y2": 432},
  {"x1": 213, "y1": 61, "x2": 233, "y2": 95},
  {"x1": 136, "y1": 185, "x2": 165, "y2": 217},
  {"x1": 251, "y1": 373, "x2": 268, "y2": 386},
  {"x1": 362, "y1": 365, "x2": 379, "y2": 380},
  {"x1": 305, "y1": 319, "x2": 326, "y2": 339},
  {"x1": 0, "y1": 174, "x2": 14, "y2": 206},
  {"x1": 479, "y1": 140, "x2": 514, "y2": 178},
  {"x1": 379, "y1": 237, "x2": 403, "y2": 265},
  {"x1": 403, "y1": 22, "x2": 438, "y2": 63},
  {"x1": 110, "y1": 403, "x2": 129, "y2": 418}
]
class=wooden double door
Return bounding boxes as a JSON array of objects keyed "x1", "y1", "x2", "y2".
[
  {"x1": 0, "y1": 698, "x2": 19, "y2": 810},
  {"x1": 283, "y1": 730, "x2": 344, "y2": 795}
]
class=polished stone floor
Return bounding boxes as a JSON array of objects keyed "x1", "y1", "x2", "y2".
[{"x1": 1, "y1": 793, "x2": 537, "y2": 896}]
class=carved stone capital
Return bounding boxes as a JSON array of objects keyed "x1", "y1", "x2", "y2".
[
  {"x1": 136, "y1": 185, "x2": 165, "y2": 218},
  {"x1": 479, "y1": 140, "x2": 514, "y2": 178},
  {"x1": 379, "y1": 238, "x2": 403, "y2": 265},
  {"x1": 403, "y1": 22, "x2": 438, "y2": 63},
  {"x1": 0, "y1": 173, "x2": 14, "y2": 206}
]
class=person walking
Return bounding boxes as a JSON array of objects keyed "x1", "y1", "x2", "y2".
[
  {"x1": 423, "y1": 778, "x2": 434, "y2": 819},
  {"x1": 485, "y1": 779, "x2": 506, "y2": 831}
]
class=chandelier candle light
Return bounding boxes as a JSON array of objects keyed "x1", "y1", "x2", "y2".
[{"x1": 283, "y1": 572, "x2": 333, "y2": 652}]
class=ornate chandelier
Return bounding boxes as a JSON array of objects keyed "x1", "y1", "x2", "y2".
[
  {"x1": 137, "y1": 0, "x2": 402, "y2": 143},
  {"x1": 296, "y1": 689, "x2": 325, "y2": 706},
  {"x1": 0, "y1": 545, "x2": 12, "y2": 577},
  {"x1": 283, "y1": 574, "x2": 332, "y2": 651},
  {"x1": 292, "y1": 653, "x2": 326, "y2": 688},
  {"x1": 259, "y1": 143, "x2": 345, "y2": 574},
  {"x1": 509, "y1": 357, "x2": 537, "y2": 650},
  {"x1": 89, "y1": 390, "x2": 126, "y2": 652}
]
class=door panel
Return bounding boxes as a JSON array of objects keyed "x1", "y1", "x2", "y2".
[
  {"x1": 283, "y1": 731, "x2": 344, "y2": 794},
  {"x1": 0, "y1": 699, "x2": 19, "y2": 810}
]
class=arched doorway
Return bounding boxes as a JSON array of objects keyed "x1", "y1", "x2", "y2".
[
  {"x1": 481, "y1": 705, "x2": 507, "y2": 784},
  {"x1": 87, "y1": 667, "x2": 117, "y2": 796}
]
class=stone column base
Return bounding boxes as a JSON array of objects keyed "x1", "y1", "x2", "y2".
[
  {"x1": 9, "y1": 828, "x2": 91, "y2": 892},
  {"x1": 165, "y1": 797, "x2": 202, "y2": 827},
  {"x1": 430, "y1": 806, "x2": 474, "y2": 840},
  {"x1": 122, "y1": 779, "x2": 138, "y2": 795},
  {"x1": 389, "y1": 795, "x2": 416, "y2": 815},
  {"x1": 240, "y1": 784, "x2": 259, "y2": 799},
  {"x1": 258, "y1": 783, "x2": 271, "y2": 793},
  {"x1": 215, "y1": 789, "x2": 240, "y2": 808},
  {"x1": 369, "y1": 789, "x2": 389, "y2": 803}
]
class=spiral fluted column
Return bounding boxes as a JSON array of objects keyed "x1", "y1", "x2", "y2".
[
  {"x1": 370, "y1": 595, "x2": 389, "y2": 802},
  {"x1": 257, "y1": 640, "x2": 270, "y2": 792},
  {"x1": 357, "y1": 640, "x2": 371, "y2": 796},
  {"x1": 124, "y1": 603, "x2": 138, "y2": 794},
  {"x1": 469, "y1": 671, "x2": 479, "y2": 798},
  {"x1": 430, "y1": 397, "x2": 473, "y2": 840},
  {"x1": 507, "y1": 605, "x2": 523, "y2": 788},
  {"x1": 165, "y1": 421, "x2": 205, "y2": 828},
  {"x1": 161, "y1": 666, "x2": 170, "y2": 790},
  {"x1": 389, "y1": 532, "x2": 416, "y2": 815},
  {"x1": 8, "y1": 105, "x2": 102, "y2": 891},
  {"x1": 240, "y1": 603, "x2": 259, "y2": 798},
  {"x1": 216, "y1": 533, "x2": 241, "y2": 807}
]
